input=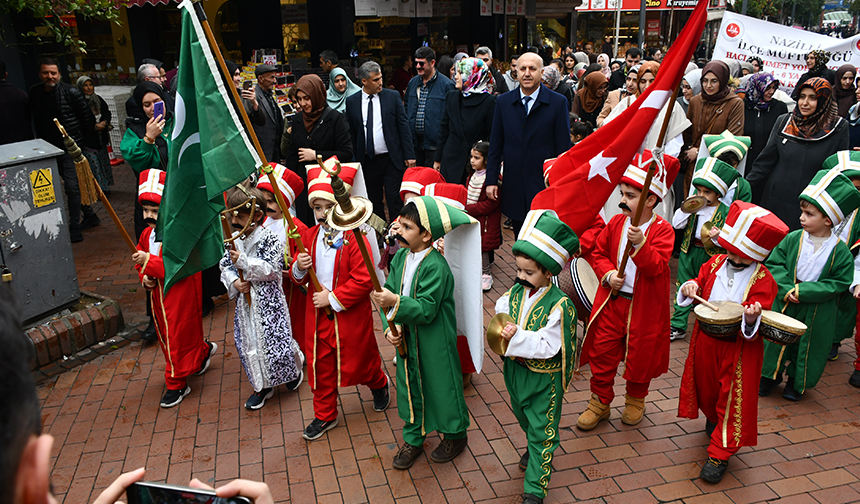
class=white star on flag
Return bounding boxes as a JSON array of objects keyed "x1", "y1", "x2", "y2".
[{"x1": 588, "y1": 151, "x2": 616, "y2": 182}]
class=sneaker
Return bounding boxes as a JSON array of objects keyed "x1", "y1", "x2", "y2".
[
  {"x1": 670, "y1": 327, "x2": 686, "y2": 341},
  {"x1": 759, "y1": 375, "x2": 782, "y2": 397},
  {"x1": 829, "y1": 343, "x2": 840, "y2": 361},
  {"x1": 70, "y1": 227, "x2": 84, "y2": 243},
  {"x1": 80, "y1": 213, "x2": 101, "y2": 231},
  {"x1": 503, "y1": 218, "x2": 514, "y2": 230},
  {"x1": 244, "y1": 388, "x2": 274, "y2": 410},
  {"x1": 371, "y1": 375, "x2": 390, "y2": 412},
  {"x1": 522, "y1": 494, "x2": 543, "y2": 504},
  {"x1": 195, "y1": 341, "x2": 218, "y2": 376},
  {"x1": 303, "y1": 417, "x2": 338, "y2": 441},
  {"x1": 392, "y1": 442, "x2": 424, "y2": 469},
  {"x1": 782, "y1": 378, "x2": 802, "y2": 401},
  {"x1": 482, "y1": 274, "x2": 494, "y2": 292},
  {"x1": 160, "y1": 386, "x2": 191, "y2": 408},
  {"x1": 518, "y1": 451, "x2": 529, "y2": 471},
  {"x1": 850, "y1": 370, "x2": 860, "y2": 388},
  {"x1": 141, "y1": 320, "x2": 157, "y2": 342},
  {"x1": 285, "y1": 369, "x2": 303, "y2": 391},
  {"x1": 430, "y1": 436, "x2": 468, "y2": 463},
  {"x1": 700, "y1": 457, "x2": 729, "y2": 483}
]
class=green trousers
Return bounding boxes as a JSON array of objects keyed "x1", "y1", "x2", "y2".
[
  {"x1": 402, "y1": 421, "x2": 467, "y2": 447},
  {"x1": 671, "y1": 246, "x2": 711, "y2": 331},
  {"x1": 503, "y1": 360, "x2": 564, "y2": 497}
]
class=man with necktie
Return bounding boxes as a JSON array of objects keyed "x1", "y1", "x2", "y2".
[{"x1": 252, "y1": 64, "x2": 285, "y2": 163}]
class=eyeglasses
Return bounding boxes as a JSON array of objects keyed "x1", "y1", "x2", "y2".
[
  {"x1": 415, "y1": 61, "x2": 426, "y2": 67},
  {"x1": 480, "y1": 57, "x2": 490, "y2": 63}
]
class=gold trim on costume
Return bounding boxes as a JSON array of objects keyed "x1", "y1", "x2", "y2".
[{"x1": 538, "y1": 381, "x2": 558, "y2": 495}]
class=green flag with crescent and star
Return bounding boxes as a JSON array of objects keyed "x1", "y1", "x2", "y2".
[{"x1": 158, "y1": 0, "x2": 262, "y2": 292}]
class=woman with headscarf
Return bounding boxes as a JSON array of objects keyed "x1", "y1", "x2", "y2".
[
  {"x1": 325, "y1": 67, "x2": 361, "y2": 114},
  {"x1": 597, "y1": 53, "x2": 612, "y2": 79},
  {"x1": 573, "y1": 51, "x2": 589, "y2": 67},
  {"x1": 285, "y1": 74, "x2": 353, "y2": 226},
  {"x1": 602, "y1": 61, "x2": 690, "y2": 221},
  {"x1": 742, "y1": 73, "x2": 788, "y2": 165},
  {"x1": 792, "y1": 50, "x2": 837, "y2": 99},
  {"x1": 848, "y1": 78, "x2": 860, "y2": 148},
  {"x1": 542, "y1": 65, "x2": 573, "y2": 110},
  {"x1": 76, "y1": 76, "x2": 113, "y2": 193},
  {"x1": 739, "y1": 61, "x2": 754, "y2": 76},
  {"x1": 434, "y1": 57, "x2": 496, "y2": 184},
  {"x1": 834, "y1": 64, "x2": 857, "y2": 118},
  {"x1": 682, "y1": 60, "x2": 745, "y2": 195},
  {"x1": 676, "y1": 68, "x2": 702, "y2": 114},
  {"x1": 571, "y1": 71, "x2": 608, "y2": 125},
  {"x1": 597, "y1": 64, "x2": 639, "y2": 127},
  {"x1": 746, "y1": 77, "x2": 848, "y2": 230}
]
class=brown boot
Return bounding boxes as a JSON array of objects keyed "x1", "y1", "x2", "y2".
[
  {"x1": 576, "y1": 393, "x2": 611, "y2": 431},
  {"x1": 621, "y1": 394, "x2": 646, "y2": 425}
]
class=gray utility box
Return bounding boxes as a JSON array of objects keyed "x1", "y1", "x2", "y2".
[{"x1": 0, "y1": 139, "x2": 80, "y2": 322}]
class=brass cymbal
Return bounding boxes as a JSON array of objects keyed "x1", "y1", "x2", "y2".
[
  {"x1": 486, "y1": 313, "x2": 515, "y2": 356},
  {"x1": 326, "y1": 196, "x2": 374, "y2": 232},
  {"x1": 681, "y1": 195, "x2": 707, "y2": 214}
]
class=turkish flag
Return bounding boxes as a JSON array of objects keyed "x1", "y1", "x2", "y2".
[{"x1": 531, "y1": 0, "x2": 708, "y2": 236}]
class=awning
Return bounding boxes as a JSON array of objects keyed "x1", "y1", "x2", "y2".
[
  {"x1": 124, "y1": 0, "x2": 173, "y2": 7},
  {"x1": 577, "y1": 0, "x2": 697, "y2": 11}
]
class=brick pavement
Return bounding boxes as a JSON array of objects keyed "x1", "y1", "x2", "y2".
[{"x1": 41, "y1": 163, "x2": 860, "y2": 503}]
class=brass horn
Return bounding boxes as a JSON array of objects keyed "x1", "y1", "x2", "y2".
[
  {"x1": 486, "y1": 313, "x2": 515, "y2": 356},
  {"x1": 318, "y1": 156, "x2": 374, "y2": 232}
]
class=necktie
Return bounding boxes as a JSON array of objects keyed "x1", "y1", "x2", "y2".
[
  {"x1": 366, "y1": 94, "x2": 375, "y2": 159},
  {"x1": 522, "y1": 95, "x2": 532, "y2": 115}
]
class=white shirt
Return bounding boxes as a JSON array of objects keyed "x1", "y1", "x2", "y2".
[
  {"x1": 386, "y1": 247, "x2": 433, "y2": 321},
  {"x1": 797, "y1": 230, "x2": 838, "y2": 283},
  {"x1": 361, "y1": 90, "x2": 389, "y2": 155},
  {"x1": 148, "y1": 228, "x2": 161, "y2": 256},
  {"x1": 519, "y1": 85, "x2": 540, "y2": 115},
  {"x1": 494, "y1": 286, "x2": 563, "y2": 359},
  {"x1": 676, "y1": 260, "x2": 761, "y2": 339},
  {"x1": 850, "y1": 253, "x2": 860, "y2": 294},
  {"x1": 291, "y1": 227, "x2": 346, "y2": 312},
  {"x1": 672, "y1": 204, "x2": 716, "y2": 235},
  {"x1": 618, "y1": 214, "x2": 654, "y2": 294}
]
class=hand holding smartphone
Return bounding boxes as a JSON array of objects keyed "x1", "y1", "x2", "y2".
[
  {"x1": 127, "y1": 481, "x2": 252, "y2": 504},
  {"x1": 152, "y1": 101, "x2": 165, "y2": 121},
  {"x1": 243, "y1": 80, "x2": 252, "y2": 91}
]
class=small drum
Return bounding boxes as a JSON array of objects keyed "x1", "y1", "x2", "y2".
[
  {"x1": 556, "y1": 258, "x2": 598, "y2": 322},
  {"x1": 694, "y1": 301, "x2": 744, "y2": 339},
  {"x1": 760, "y1": 311, "x2": 807, "y2": 345}
]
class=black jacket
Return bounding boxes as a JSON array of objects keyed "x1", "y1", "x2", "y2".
[
  {"x1": 791, "y1": 68, "x2": 837, "y2": 100},
  {"x1": 489, "y1": 67, "x2": 509, "y2": 95},
  {"x1": 607, "y1": 67, "x2": 628, "y2": 92},
  {"x1": 434, "y1": 91, "x2": 496, "y2": 184},
  {"x1": 743, "y1": 99, "x2": 788, "y2": 167},
  {"x1": 285, "y1": 106, "x2": 353, "y2": 226},
  {"x1": 254, "y1": 84, "x2": 285, "y2": 162},
  {"x1": 29, "y1": 81, "x2": 95, "y2": 149},
  {"x1": 0, "y1": 82, "x2": 33, "y2": 145},
  {"x1": 345, "y1": 88, "x2": 414, "y2": 168}
]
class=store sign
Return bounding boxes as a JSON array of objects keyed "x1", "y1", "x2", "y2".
[
  {"x1": 577, "y1": 0, "x2": 695, "y2": 10},
  {"x1": 493, "y1": 0, "x2": 504, "y2": 13},
  {"x1": 713, "y1": 12, "x2": 860, "y2": 91},
  {"x1": 377, "y1": 0, "x2": 399, "y2": 16},
  {"x1": 481, "y1": 0, "x2": 492, "y2": 15},
  {"x1": 354, "y1": 0, "x2": 376, "y2": 16},
  {"x1": 647, "y1": 18, "x2": 660, "y2": 37},
  {"x1": 281, "y1": 4, "x2": 308, "y2": 24}
]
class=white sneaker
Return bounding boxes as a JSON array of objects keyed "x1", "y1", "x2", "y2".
[{"x1": 482, "y1": 274, "x2": 494, "y2": 292}]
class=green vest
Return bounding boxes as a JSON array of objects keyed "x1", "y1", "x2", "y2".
[
  {"x1": 507, "y1": 283, "x2": 577, "y2": 390},
  {"x1": 681, "y1": 202, "x2": 729, "y2": 256}
]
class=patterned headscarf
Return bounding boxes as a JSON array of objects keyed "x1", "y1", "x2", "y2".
[
  {"x1": 784, "y1": 77, "x2": 840, "y2": 140},
  {"x1": 75, "y1": 75, "x2": 101, "y2": 116},
  {"x1": 744, "y1": 73, "x2": 779, "y2": 112},
  {"x1": 747, "y1": 56, "x2": 763, "y2": 72},
  {"x1": 807, "y1": 50, "x2": 831, "y2": 74},
  {"x1": 458, "y1": 57, "x2": 494, "y2": 96},
  {"x1": 541, "y1": 66, "x2": 562, "y2": 90}
]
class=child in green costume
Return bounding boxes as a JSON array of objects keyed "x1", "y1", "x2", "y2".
[
  {"x1": 372, "y1": 196, "x2": 479, "y2": 470},
  {"x1": 670, "y1": 157, "x2": 736, "y2": 340},
  {"x1": 701, "y1": 130, "x2": 753, "y2": 205},
  {"x1": 494, "y1": 209, "x2": 579, "y2": 504},
  {"x1": 760, "y1": 168, "x2": 860, "y2": 400}
]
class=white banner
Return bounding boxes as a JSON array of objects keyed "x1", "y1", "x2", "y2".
[{"x1": 713, "y1": 12, "x2": 860, "y2": 92}]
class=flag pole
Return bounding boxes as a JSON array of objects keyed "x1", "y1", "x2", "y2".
[
  {"x1": 192, "y1": 1, "x2": 333, "y2": 319},
  {"x1": 610, "y1": 83, "x2": 682, "y2": 299}
]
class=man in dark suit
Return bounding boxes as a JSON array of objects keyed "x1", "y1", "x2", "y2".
[
  {"x1": 252, "y1": 64, "x2": 285, "y2": 163},
  {"x1": 345, "y1": 61, "x2": 415, "y2": 221},
  {"x1": 486, "y1": 52, "x2": 571, "y2": 236}
]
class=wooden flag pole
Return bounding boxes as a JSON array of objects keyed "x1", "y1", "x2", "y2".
[
  {"x1": 610, "y1": 83, "x2": 682, "y2": 299},
  {"x1": 192, "y1": 1, "x2": 332, "y2": 319}
]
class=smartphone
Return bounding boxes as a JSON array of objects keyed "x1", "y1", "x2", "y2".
[
  {"x1": 152, "y1": 101, "x2": 165, "y2": 121},
  {"x1": 127, "y1": 481, "x2": 252, "y2": 504},
  {"x1": 243, "y1": 80, "x2": 252, "y2": 91}
]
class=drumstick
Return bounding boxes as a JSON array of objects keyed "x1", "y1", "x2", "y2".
[{"x1": 691, "y1": 294, "x2": 719, "y2": 312}]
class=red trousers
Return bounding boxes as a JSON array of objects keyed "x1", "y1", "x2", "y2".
[
  {"x1": 854, "y1": 298, "x2": 860, "y2": 372},
  {"x1": 694, "y1": 334, "x2": 742, "y2": 460},
  {"x1": 154, "y1": 316, "x2": 208, "y2": 390},
  {"x1": 588, "y1": 296, "x2": 650, "y2": 404},
  {"x1": 457, "y1": 335, "x2": 476, "y2": 374},
  {"x1": 311, "y1": 335, "x2": 387, "y2": 422}
]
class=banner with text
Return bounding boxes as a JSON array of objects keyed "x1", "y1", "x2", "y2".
[{"x1": 713, "y1": 12, "x2": 860, "y2": 92}]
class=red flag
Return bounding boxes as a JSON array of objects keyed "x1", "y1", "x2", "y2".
[{"x1": 531, "y1": 0, "x2": 708, "y2": 236}]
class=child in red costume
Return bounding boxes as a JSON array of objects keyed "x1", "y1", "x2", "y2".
[
  {"x1": 291, "y1": 162, "x2": 389, "y2": 441},
  {"x1": 576, "y1": 151, "x2": 678, "y2": 430},
  {"x1": 677, "y1": 201, "x2": 787, "y2": 483},
  {"x1": 132, "y1": 169, "x2": 216, "y2": 409}
]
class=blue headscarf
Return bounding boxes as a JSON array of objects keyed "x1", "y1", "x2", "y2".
[
  {"x1": 325, "y1": 67, "x2": 361, "y2": 113},
  {"x1": 744, "y1": 73, "x2": 779, "y2": 112}
]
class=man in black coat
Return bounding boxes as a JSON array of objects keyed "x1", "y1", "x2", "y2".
[
  {"x1": 607, "y1": 47, "x2": 641, "y2": 92},
  {"x1": 475, "y1": 46, "x2": 510, "y2": 95},
  {"x1": 252, "y1": 64, "x2": 285, "y2": 163},
  {"x1": 0, "y1": 59, "x2": 33, "y2": 146},
  {"x1": 345, "y1": 61, "x2": 415, "y2": 221},
  {"x1": 29, "y1": 57, "x2": 97, "y2": 243}
]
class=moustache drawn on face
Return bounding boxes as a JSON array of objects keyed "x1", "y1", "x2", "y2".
[
  {"x1": 618, "y1": 202, "x2": 632, "y2": 212},
  {"x1": 393, "y1": 234, "x2": 409, "y2": 246},
  {"x1": 231, "y1": 223, "x2": 244, "y2": 230},
  {"x1": 144, "y1": 218, "x2": 157, "y2": 225},
  {"x1": 515, "y1": 277, "x2": 536, "y2": 290},
  {"x1": 265, "y1": 206, "x2": 278, "y2": 214},
  {"x1": 726, "y1": 258, "x2": 751, "y2": 269}
]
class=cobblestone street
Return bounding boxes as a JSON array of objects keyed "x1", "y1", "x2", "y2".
[{"x1": 39, "y1": 163, "x2": 860, "y2": 503}]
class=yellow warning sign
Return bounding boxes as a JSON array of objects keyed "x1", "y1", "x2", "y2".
[{"x1": 30, "y1": 169, "x2": 56, "y2": 208}]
